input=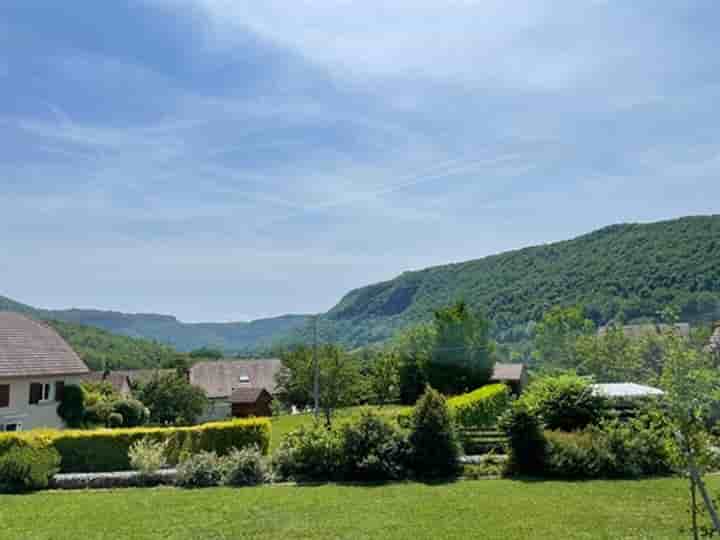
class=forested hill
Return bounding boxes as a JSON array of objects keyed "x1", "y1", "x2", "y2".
[{"x1": 318, "y1": 215, "x2": 720, "y2": 347}]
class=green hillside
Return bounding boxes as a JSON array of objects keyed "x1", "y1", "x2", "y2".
[{"x1": 317, "y1": 215, "x2": 720, "y2": 347}]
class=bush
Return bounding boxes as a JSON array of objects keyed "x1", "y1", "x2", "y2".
[
  {"x1": 409, "y1": 386, "x2": 461, "y2": 479},
  {"x1": 273, "y1": 423, "x2": 342, "y2": 482},
  {"x1": 544, "y1": 430, "x2": 607, "y2": 478},
  {"x1": 521, "y1": 375, "x2": 607, "y2": 432},
  {"x1": 85, "y1": 401, "x2": 115, "y2": 427},
  {"x1": 128, "y1": 438, "x2": 167, "y2": 476},
  {"x1": 107, "y1": 413, "x2": 124, "y2": 428},
  {"x1": 176, "y1": 451, "x2": 224, "y2": 488},
  {"x1": 448, "y1": 384, "x2": 511, "y2": 429},
  {"x1": 222, "y1": 446, "x2": 266, "y2": 486},
  {"x1": 339, "y1": 410, "x2": 411, "y2": 481},
  {"x1": 0, "y1": 418, "x2": 270, "y2": 473},
  {"x1": 57, "y1": 385, "x2": 85, "y2": 428},
  {"x1": 0, "y1": 444, "x2": 61, "y2": 493},
  {"x1": 499, "y1": 402, "x2": 547, "y2": 476},
  {"x1": 112, "y1": 399, "x2": 148, "y2": 428}
]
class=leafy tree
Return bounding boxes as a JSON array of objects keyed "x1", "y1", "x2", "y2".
[
  {"x1": 56, "y1": 385, "x2": 85, "y2": 428},
  {"x1": 367, "y1": 351, "x2": 400, "y2": 406},
  {"x1": 409, "y1": 386, "x2": 461, "y2": 479},
  {"x1": 112, "y1": 399, "x2": 149, "y2": 428},
  {"x1": 427, "y1": 302, "x2": 494, "y2": 395},
  {"x1": 135, "y1": 373, "x2": 208, "y2": 426},
  {"x1": 533, "y1": 306, "x2": 595, "y2": 369},
  {"x1": 395, "y1": 323, "x2": 435, "y2": 404},
  {"x1": 189, "y1": 347, "x2": 224, "y2": 360},
  {"x1": 574, "y1": 326, "x2": 644, "y2": 383}
]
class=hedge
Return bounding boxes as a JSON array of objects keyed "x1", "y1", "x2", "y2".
[
  {"x1": 0, "y1": 419, "x2": 270, "y2": 473},
  {"x1": 448, "y1": 384, "x2": 511, "y2": 430}
]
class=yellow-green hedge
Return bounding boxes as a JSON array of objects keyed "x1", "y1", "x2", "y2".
[{"x1": 0, "y1": 418, "x2": 271, "y2": 473}]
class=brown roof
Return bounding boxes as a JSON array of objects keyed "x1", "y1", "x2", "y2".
[
  {"x1": 190, "y1": 359, "x2": 282, "y2": 399},
  {"x1": 491, "y1": 363, "x2": 526, "y2": 382},
  {"x1": 0, "y1": 312, "x2": 89, "y2": 378},
  {"x1": 229, "y1": 387, "x2": 270, "y2": 404},
  {"x1": 80, "y1": 371, "x2": 132, "y2": 395}
]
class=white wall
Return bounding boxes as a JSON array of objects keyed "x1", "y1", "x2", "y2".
[{"x1": 0, "y1": 375, "x2": 83, "y2": 431}]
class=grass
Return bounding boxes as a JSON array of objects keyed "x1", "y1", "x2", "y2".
[
  {"x1": 269, "y1": 405, "x2": 405, "y2": 452},
  {"x1": 0, "y1": 477, "x2": 708, "y2": 539}
]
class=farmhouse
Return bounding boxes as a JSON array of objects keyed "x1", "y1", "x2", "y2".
[
  {"x1": 0, "y1": 312, "x2": 89, "y2": 432},
  {"x1": 190, "y1": 359, "x2": 282, "y2": 421}
]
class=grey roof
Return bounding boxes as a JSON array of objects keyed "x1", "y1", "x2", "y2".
[
  {"x1": 190, "y1": 359, "x2": 282, "y2": 399},
  {"x1": 491, "y1": 363, "x2": 526, "y2": 382},
  {"x1": 229, "y1": 387, "x2": 270, "y2": 404},
  {"x1": 0, "y1": 312, "x2": 89, "y2": 378},
  {"x1": 591, "y1": 383, "x2": 664, "y2": 398}
]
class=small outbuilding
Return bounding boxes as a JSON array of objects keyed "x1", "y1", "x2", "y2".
[
  {"x1": 491, "y1": 363, "x2": 529, "y2": 395},
  {"x1": 229, "y1": 387, "x2": 273, "y2": 418}
]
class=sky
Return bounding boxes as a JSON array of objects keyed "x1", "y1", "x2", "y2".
[{"x1": 1, "y1": 1, "x2": 719, "y2": 322}]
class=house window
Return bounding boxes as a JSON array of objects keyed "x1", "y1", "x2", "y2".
[
  {"x1": 238, "y1": 375, "x2": 250, "y2": 384},
  {"x1": 29, "y1": 383, "x2": 52, "y2": 405},
  {"x1": 0, "y1": 384, "x2": 9, "y2": 408},
  {"x1": 2, "y1": 423, "x2": 21, "y2": 432}
]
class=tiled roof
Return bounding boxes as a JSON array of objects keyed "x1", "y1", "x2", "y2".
[
  {"x1": 491, "y1": 363, "x2": 525, "y2": 382},
  {"x1": 229, "y1": 387, "x2": 269, "y2": 404},
  {"x1": 190, "y1": 359, "x2": 282, "y2": 399},
  {"x1": 0, "y1": 312, "x2": 89, "y2": 378}
]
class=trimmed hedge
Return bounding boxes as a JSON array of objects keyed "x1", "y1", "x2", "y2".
[
  {"x1": 448, "y1": 384, "x2": 511, "y2": 430},
  {"x1": 0, "y1": 419, "x2": 270, "y2": 473}
]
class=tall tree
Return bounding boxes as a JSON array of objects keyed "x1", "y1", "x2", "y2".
[
  {"x1": 135, "y1": 373, "x2": 208, "y2": 426},
  {"x1": 427, "y1": 302, "x2": 494, "y2": 395},
  {"x1": 395, "y1": 323, "x2": 436, "y2": 404},
  {"x1": 367, "y1": 350, "x2": 400, "y2": 406},
  {"x1": 533, "y1": 306, "x2": 595, "y2": 369}
]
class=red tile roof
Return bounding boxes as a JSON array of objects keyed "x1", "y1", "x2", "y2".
[{"x1": 0, "y1": 312, "x2": 89, "y2": 378}]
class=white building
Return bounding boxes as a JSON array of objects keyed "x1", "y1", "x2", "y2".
[{"x1": 0, "y1": 312, "x2": 89, "y2": 432}]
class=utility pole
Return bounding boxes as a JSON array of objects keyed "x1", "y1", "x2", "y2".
[{"x1": 313, "y1": 315, "x2": 320, "y2": 419}]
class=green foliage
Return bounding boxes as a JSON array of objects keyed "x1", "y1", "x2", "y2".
[
  {"x1": 46, "y1": 319, "x2": 186, "y2": 371},
  {"x1": 56, "y1": 385, "x2": 85, "y2": 428},
  {"x1": 222, "y1": 446, "x2": 267, "y2": 486},
  {"x1": 409, "y1": 387, "x2": 461, "y2": 479},
  {"x1": 273, "y1": 423, "x2": 342, "y2": 481},
  {"x1": 0, "y1": 444, "x2": 61, "y2": 493},
  {"x1": 0, "y1": 419, "x2": 270, "y2": 473},
  {"x1": 189, "y1": 347, "x2": 224, "y2": 360},
  {"x1": 367, "y1": 351, "x2": 401, "y2": 405},
  {"x1": 533, "y1": 306, "x2": 595, "y2": 368},
  {"x1": 395, "y1": 323, "x2": 435, "y2": 404},
  {"x1": 448, "y1": 384, "x2": 511, "y2": 430},
  {"x1": 520, "y1": 374, "x2": 608, "y2": 432},
  {"x1": 135, "y1": 373, "x2": 208, "y2": 426},
  {"x1": 339, "y1": 410, "x2": 411, "y2": 481},
  {"x1": 107, "y1": 413, "x2": 124, "y2": 428},
  {"x1": 428, "y1": 302, "x2": 494, "y2": 395},
  {"x1": 128, "y1": 438, "x2": 167, "y2": 475},
  {"x1": 499, "y1": 402, "x2": 547, "y2": 476},
  {"x1": 112, "y1": 399, "x2": 149, "y2": 428},
  {"x1": 176, "y1": 452, "x2": 225, "y2": 488}
]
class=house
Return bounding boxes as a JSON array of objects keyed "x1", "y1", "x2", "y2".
[
  {"x1": 80, "y1": 371, "x2": 132, "y2": 397},
  {"x1": 0, "y1": 312, "x2": 90, "y2": 432},
  {"x1": 189, "y1": 359, "x2": 282, "y2": 421},
  {"x1": 491, "y1": 363, "x2": 528, "y2": 394}
]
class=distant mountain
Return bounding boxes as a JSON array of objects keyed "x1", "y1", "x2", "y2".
[{"x1": 3, "y1": 215, "x2": 719, "y2": 353}]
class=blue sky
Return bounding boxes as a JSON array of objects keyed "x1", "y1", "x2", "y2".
[{"x1": 1, "y1": 1, "x2": 719, "y2": 322}]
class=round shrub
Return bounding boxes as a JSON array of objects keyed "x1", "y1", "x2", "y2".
[
  {"x1": 176, "y1": 452, "x2": 224, "y2": 488},
  {"x1": 273, "y1": 424, "x2": 342, "y2": 482},
  {"x1": 57, "y1": 385, "x2": 85, "y2": 428},
  {"x1": 409, "y1": 386, "x2": 461, "y2": 479},
  {"x1": 0, "y1": 444, "x2": 61, "y2": 493},
  {"x1": 107, "y1": 412, "x2": 124, "y2": 428},
  {"x1": 112, "y1": 399, "x2": 148, "y2": 428},
  {"x1": 339, "y1": 410, "x2": 411, "y2": 481},
  {"x1": 499, "y1": 402, "x2": 547, "y2": 476},
  {"x1": 222, "y1": 446, "x2": 266, "y2": 486}
]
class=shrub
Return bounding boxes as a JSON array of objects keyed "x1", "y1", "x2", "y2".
[
  {"x1": 544, "y1": 430, "x2": 608, "y2": 478},
  {"x1": 107, "y1": 413, "x2": 124, "y2": 428},
  {"x1": 57, "y1": 385, "x2": 85, "y2": 428},
  {"x1": 339, "y1": 410, "x2": 411, "y2": 481},
  {"x1": 409, "y1": 386, "x2": 461, "y2": 479},
  {"x1": 0, "y1": 444, "x2": 61, "y2": 493},
  {"x1": 499, "y1": 402, "x2": 547, "y2": 476},
  {"x1": 0, "y1": 418, "x2": 270, "y2": 473},
  {"x1": 128, "y1": 438, "x2": 167, "y2": 476},
  {"x1": 448, "y1": 384, "x2": 511, "y2": 429},
  {"x1": 521, "y1": 375, "x2": 607, "y2": 432},
  {"x1": 176, "y1": 451, "x2": 224, "y2": 488},
  {"x1": 85, "y1": 401, "x2": 115, "y2": 427},
  {"x1": 273, "y1": 423, "x2": 342, "y2": 481},
  {"x1": 112, "y1": 399, "x2": 148, "y2": 428},
  {"x1": 222, "y1": 446, "x2": 266, "y2": 486}
]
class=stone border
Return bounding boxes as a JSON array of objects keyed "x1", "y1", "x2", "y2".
[{"x1": 50, "y1": 469, "x2": 177, "y2": 490}]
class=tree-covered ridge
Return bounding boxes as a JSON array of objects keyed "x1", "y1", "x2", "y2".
[
  {"x1": 321, "y1": 215, "x2": 720, "y2": 347},
  {"x1": 46, "y1": 319, "x2": 185, "y2": 371}
]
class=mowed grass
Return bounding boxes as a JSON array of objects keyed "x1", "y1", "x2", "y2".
[
  {"x1": 0, "y1": 477, "x2": 708, "y2": 540},
  {"x1": 270, "y1": 405, "x2": 406, "y2": 452}
]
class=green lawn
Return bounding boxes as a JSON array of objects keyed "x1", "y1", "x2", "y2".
[
  {"x1": 0, "y1": 478, "x2": 708, "y2": 539},
  {"x1": 270, "y1": 405, "x2": 405, "y2": 452}
]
